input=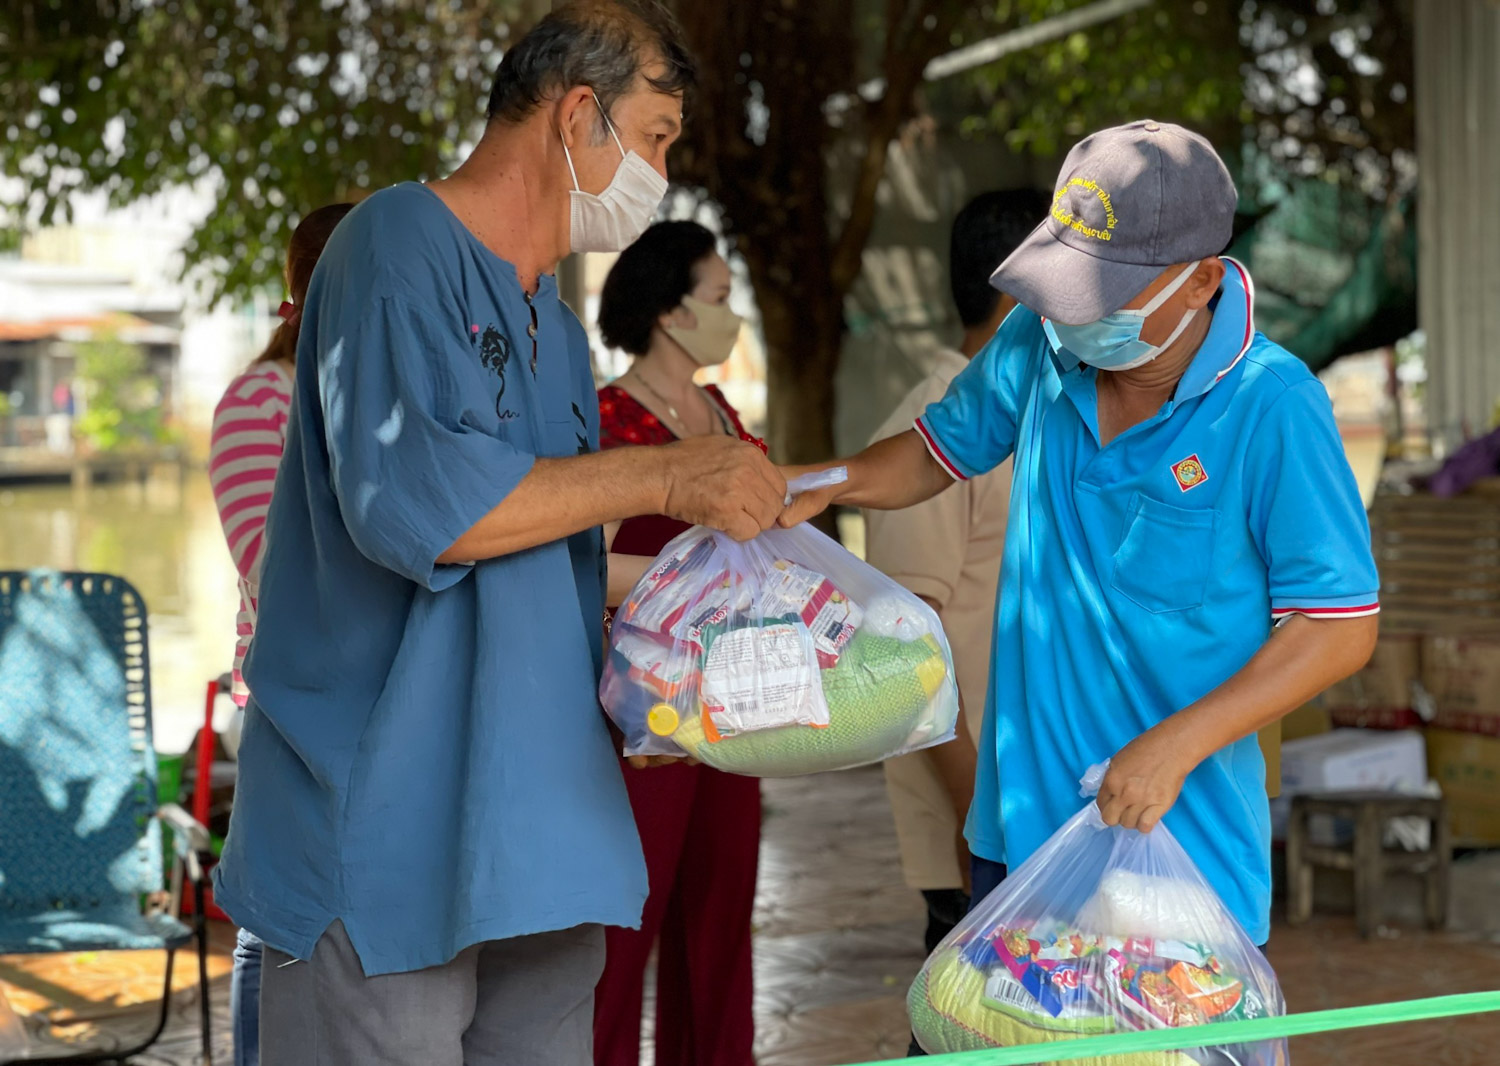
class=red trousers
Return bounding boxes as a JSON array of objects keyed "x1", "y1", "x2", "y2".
[{"x1": 593, "y1": 760, "x2": 761, "y2": 1066}]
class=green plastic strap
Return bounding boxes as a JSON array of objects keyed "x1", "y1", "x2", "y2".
[{"x1": 858, "y1": 991, "x2": 1500, "y2": 1066}]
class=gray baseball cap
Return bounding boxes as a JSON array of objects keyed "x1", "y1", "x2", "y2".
[{"x1": 990, "y1": 120, "x2": 1238, "y2": 325}]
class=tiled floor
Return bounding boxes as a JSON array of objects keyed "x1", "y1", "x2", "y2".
[
  {"x1": 0, "y1": 923, "x2": 235, "y2": 1063},
  {"x1": 4, "y1": 767, "x2": 1499, "y2": 1064}
]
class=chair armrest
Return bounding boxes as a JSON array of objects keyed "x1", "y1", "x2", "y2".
[{"x1": 157, "y1": 802, "x2": 213, "y2": 882}]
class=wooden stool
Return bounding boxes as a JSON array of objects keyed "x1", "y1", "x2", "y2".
[{"x1": 1285, "y1": 791, "x2": 1450, "y2": 938}]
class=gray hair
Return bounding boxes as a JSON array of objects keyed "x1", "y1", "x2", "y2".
[{"x1": 486, "y1": 0, "x2": 696, "y2": 139}]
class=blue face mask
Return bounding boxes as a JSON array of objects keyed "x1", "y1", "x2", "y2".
[{"x1": 1043, "y1": 261, "x2": 1201, "y2": 372}]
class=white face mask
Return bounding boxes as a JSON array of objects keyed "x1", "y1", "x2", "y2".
[
  {"x1": 1043, "y1": 261, "x2": 1201, "y2": 373},
  {"x1": 561, "y1": 94, "x2": 668, "y2": 254},
  {"x1": 665, "y1": 295, "x2": 744, "y2": 367}
]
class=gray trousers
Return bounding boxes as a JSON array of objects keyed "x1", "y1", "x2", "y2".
[{"x1": 259, "y1": 921, "x2": 605, "y2": 1066}]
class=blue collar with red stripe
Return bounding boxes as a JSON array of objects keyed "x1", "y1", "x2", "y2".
[{"x1": 1048, "y1": 256, "x2": 1257, "y2": 403}]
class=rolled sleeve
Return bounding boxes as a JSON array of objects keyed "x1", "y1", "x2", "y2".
[
  {"x1": 320, "y1": 294, "x2": 535, "y2": 591},
  {"x1": 1246, "y1": 380, "x2": 1380, "y2": 621},
  {"x1": 916, "y1": 308, "x2": 1042, "y2": 481},
  {"x1": 865, "y1": 370, "x2": 972, "y2": 609}
]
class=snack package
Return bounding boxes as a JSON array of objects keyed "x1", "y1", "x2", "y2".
[
  {"x1": 908, "y1": 765, "x2": 1287, "y2": 1065},
  {"x1": 601, "y1": 489, "x2": 960, "y2": 777}
]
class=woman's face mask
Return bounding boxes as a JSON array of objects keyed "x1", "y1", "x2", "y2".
[
  {"x1": 1043, "y1": 261, "x2": 1202, "y2": 372},
  {"x1": 666, "y1": 296, "x2": 744, "y2": 367},
  {"x1": 561, "y1": 94, "x2": 668, "y2": 254}
]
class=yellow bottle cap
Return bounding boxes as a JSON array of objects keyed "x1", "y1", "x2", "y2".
[{"x1": 647, "y1": 703, "x2": 680, "y2": 736}]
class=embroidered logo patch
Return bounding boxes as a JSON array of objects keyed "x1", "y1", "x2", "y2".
[
  {"x1": 1051, "y1": 177, "x2": 1118, "y2": 243},
  {"x1": 1171, "y1": 454, "x2": 1208, "y2": 492}
]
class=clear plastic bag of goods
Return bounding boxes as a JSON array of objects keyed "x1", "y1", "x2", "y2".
[
  {"x1": 909, "y1": 764, "x2": 1287, "y2": 1066},
  {"x1": 600, "y1": 474, "x2": 960, "y2": 777}
]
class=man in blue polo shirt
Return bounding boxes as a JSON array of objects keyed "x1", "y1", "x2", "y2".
[{"x1": 783, "y1": 120, "x2": 1379, "y2": 948}]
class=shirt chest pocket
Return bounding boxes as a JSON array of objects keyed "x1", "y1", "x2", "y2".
[
  {"x1": 543, "y1": 412, "x2": 590, "y2": 458},
  {"x1": 1110, "y1": 492, "x2": 1218, "y2": 614}
]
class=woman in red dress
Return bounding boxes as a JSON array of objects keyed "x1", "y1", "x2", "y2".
[{"x1": 595, "y1": 221, "x2": 761, "y2": 1066}]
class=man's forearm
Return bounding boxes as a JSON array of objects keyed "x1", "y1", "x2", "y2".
[
  {"x1": 914, "y1": 595, "x2": 977, "y2": 821},
  {"x1": 928, "y1": 698, "x2": 977, "y2": 818},
  {"x1": 438, "y1": 449, "x2": 665, "y2": 564},
  {"x1": 1098, "y1": 613, "x2": 1378, "y2": 831},
  {"x1": 784, "y1": 430, "x2": 954, "y2": 525},
  {"x1": 844, "y1": 431, "x2": 955, "y2": 509},
  {"x1": 1155, "y1": 614, "x2": 1380, "y2": 765}
]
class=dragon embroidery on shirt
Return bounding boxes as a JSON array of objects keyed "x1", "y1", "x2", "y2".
[
  {"x1": 572, "y1": 402, "x2": 589, "y2": 456},
  {"x1": 474, "y1": 323, "x2": 513, "y2": 418}
]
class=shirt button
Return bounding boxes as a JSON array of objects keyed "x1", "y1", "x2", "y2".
[{"x1": 527, "y1": 323, "x2": 538, "y2": 338}]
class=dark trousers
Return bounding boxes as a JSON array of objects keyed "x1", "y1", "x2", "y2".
[
  {"x1": 968, "y1": 856, "x2": 1009, "y2": 912},
  {"x1": 920, "y1": 888, "x2": 971, "y2": 955}
]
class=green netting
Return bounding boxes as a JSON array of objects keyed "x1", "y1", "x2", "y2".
[
  {"x1": 859, "y1": 990, "x2": 1500, "y2": 1065},
  {"x1": 1227, "y1": 153, "x2": 1416, "y2": 371}
]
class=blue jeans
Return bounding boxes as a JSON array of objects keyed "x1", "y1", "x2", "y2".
[
  {"x1": 968, "y1": 856, "x2": 1009, "y2": 911},
  {"x1": 230, "y1": 927, "x2": 263, "y2": 1066}
]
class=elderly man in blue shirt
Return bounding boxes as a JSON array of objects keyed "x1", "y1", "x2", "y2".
[
  {"x1": 784, "y1": 120, "x2": 1379, "y2": 950},
  {"x1": 212, "y1": 4, "x2": 786, "y2": 1064}
]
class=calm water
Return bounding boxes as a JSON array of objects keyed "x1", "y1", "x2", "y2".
[
  {"x1": 0, "y1": 466, "x2": 876, "y2": 759},
  {"x1": 0, "y1": 474, "x2": 240, "y2": 752}
]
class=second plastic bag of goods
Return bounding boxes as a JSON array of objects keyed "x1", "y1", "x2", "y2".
[
  {"x1": 600, "y1": 521, "x2": 960, "y2": 777},
  {"x1": 909, "y1": 765, "x2": 1287, "y2": 1066}
]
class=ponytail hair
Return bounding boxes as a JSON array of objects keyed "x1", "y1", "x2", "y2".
[{"x1": 253, "y1": 202, "x2": 356, "y2": 367}]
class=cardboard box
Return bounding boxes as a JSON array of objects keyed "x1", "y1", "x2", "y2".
[
  {"x1": 1321, "y1": 631, "x2": 1423, "y2": 730},
  {"x1": 1281, "y1": 702, "x2": 1331, "y2": 743},
  {"x1": 1258, "y1": 722, "x2": 1281, "y2": 799},
  {"x1": 1425, "y1": 728, "x2": 1500, "y2": 847},
  {"x1": 1422, "y1": 633, "x2": 1500, "y2": 737},
  {"x1": 1278, "y1": 728, "x2": 1428, "y2": 793},
  {"x1": 1270, "y1": 728, "x2": 1428, "y2": 840},
  {"x1": 1330, "y1": 705, "x2": 1424, "y2": 730}
]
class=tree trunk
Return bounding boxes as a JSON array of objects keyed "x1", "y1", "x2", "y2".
[
  {"x1": 665, "y1": 0, "x2": 958, "y2": 481},
  {"x1": 757, "y1": 280, "x2": 842, "y2": 467}
]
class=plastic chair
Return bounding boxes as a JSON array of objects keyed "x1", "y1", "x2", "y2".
[{"x1": 0, "y1": 570, "x2": 213, "y2": 1064}]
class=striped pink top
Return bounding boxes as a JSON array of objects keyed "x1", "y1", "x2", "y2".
[{"x1": 209, "y1": 360, "x2": 294, "y2": 706}]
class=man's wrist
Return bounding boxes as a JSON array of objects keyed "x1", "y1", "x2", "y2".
[
  {"x1": 633, "y1": 445, "x2": 673, "y2": 517},
  {"x1": 1153, "y1": 704, "x2": 1218, "y2": 771},
  {"x1": 832, "y1": 454, "x2": 867, "y2": 507}
]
